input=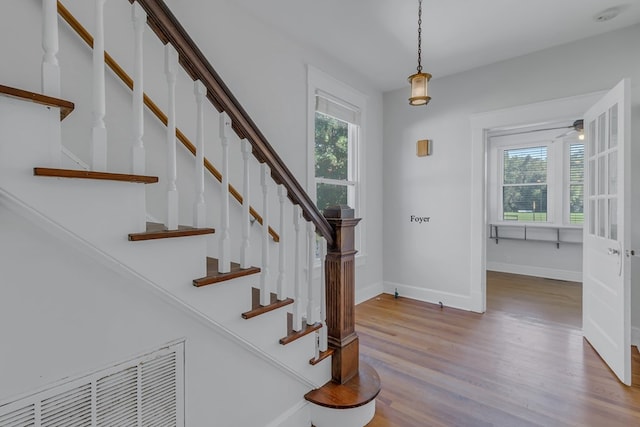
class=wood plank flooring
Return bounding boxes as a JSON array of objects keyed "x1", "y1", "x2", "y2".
[{"x1": 357, "y1": 271, "x2": 640, "y2": 426}]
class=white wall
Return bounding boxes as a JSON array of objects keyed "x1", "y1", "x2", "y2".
[
  {"x1": 0, "y1": 0, "x2": 384, "y2": 301},
  {"x1": 383, "y1": 24, "x2": 640, "y2": 311}
]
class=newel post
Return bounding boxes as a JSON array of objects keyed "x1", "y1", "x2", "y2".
[{"x1": 323, "y1": 205, "x2": 361, "y2": 384}]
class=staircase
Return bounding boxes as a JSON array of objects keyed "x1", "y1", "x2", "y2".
[{"x1": 0, "y1": 1, "x2": 378, "y2": 426}]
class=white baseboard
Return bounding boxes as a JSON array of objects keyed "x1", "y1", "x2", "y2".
[
  {"x1": 265, "y1": 400, "x2": 310, "y2": 427},
  {"x1": 487, "y1": 262, "x2": 582, "y2": 282},
  {"x1": 383, "y1": 281, "x2": 472, "y2": 311},
  {"x1": 356, "y1": 281, "x2": 383, "y2": 305}
]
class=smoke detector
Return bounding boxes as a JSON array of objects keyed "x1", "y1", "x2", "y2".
[{"x1": 594, "y1": 7, "x2": 621, "y2": 22}]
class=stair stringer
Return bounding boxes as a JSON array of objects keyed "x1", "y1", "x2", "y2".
[
  {"x1": 0, "y1": 189, "x2": 317, "y2": 427},
  {"x1": 183, "y1": 274, "x2": 332, "y2": 386}
]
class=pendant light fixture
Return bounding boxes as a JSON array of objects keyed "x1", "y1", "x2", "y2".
[{"x1": 408, "y1": 0, "x2": 431, "y2": 106}]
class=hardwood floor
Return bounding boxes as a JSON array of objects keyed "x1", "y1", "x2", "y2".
[{"x1": 357, "y1": 272, "x2": 640, "y2": 426}]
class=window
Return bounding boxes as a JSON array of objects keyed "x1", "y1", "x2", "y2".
[
  {"x1": 488, "y1": 126, "x2": 584, "y2": 227},
  {"x1": 307, "y1": 66, "x2": 366, "y2": 257},
  {"x1": 568, "y1": 143, "x2": 585, "y2": 224},
  {"x1": 502, "y1": 146, "x2": 548, "y2": 222},
  {"x1": 314, "y1": 96, "x2": 359, "y2": 213}
]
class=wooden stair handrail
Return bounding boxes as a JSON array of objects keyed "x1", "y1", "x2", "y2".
[
  {"x1": 129, "y1": 0, "x2": 335, "y2": 246},
  {"x1": 56, "y1": 1, "x2": 279, "y2": 242}
]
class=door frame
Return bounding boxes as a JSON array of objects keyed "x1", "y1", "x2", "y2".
[{"x1": 469, "y1": 90, "x2": 606, "y2": 313}]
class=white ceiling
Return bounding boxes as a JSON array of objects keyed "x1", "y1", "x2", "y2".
[{"x1": 232, "y1": 0, "x2": 640, "y2": 92}]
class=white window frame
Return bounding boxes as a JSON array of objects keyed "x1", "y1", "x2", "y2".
[
  {"x1": 314, "y1": 111, "x2": 359, "y2": 210},
  {"x1": 499, "y1": 143, "x2": 552, "y2": 223},
  {"x1": 564, "y1": 140, "x2": 585, "y2": 225},
  {"x1": 307, "y1": 65, "x2": 367, "y2": 261},
  {"x1": 488, "y1": 128, "x2": 583, "y2": 228}
]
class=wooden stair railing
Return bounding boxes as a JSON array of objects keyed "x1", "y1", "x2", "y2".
[
  {"x1": 128, "y1": 0, "x2": 334, "y2": 247},
  {"x1": 125, "y1": 0, "x2": 372, "y2": 397},
  {"x1": 48, "y1": 0, "x2": 376, "y2": 409},
  {"x1": 56, "y1": 1, "x2": 279, "y2": 242}
]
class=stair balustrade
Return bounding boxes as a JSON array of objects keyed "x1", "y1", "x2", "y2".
[
  {"x1": 35, "y1": 0, "x2": 372, "y2": 410},
  {"x1": 44, "y1": 0, "x2": 332, "y2": 348}
]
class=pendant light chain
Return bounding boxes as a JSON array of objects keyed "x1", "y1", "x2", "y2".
[
  {"x1": 417, "y1": 0, "x2": 422, "y2": 73},
  {"x1": 408, "y1": 0, "x2": 430, "y2": 106}
]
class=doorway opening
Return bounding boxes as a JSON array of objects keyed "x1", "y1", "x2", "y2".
[
  {"x1": 471, "y1": 80, "x2": 633, "y2": 385},
  {"x1": 484, "y1": 118, "x2": 586, "y2": 327},
  {"x1": 468, "y1": 90, "x2": 605, "y2": 314}
]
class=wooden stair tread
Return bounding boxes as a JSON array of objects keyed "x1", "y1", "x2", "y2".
[
  {"x1": 309, "y1": 348, "x2": 334, "y2": 366},
  {"x1": 279, "y1": 312, "x2": 322, "y2": 345},
  {"x1": 241, "y1": 287, "x2": 294, "y2": 319},
  {"x1": 129, "y1": 222, "x2": 215, "y2": 241},
  {"x1": 193, "y1": 258, "x2": 260, "y2": 287},
  {"x1": 34, "y1": 167, "x2": 158, "y2": 184},
  {"x1": 304, "y1": 360, "x2": 381, "y2": 409},
  {"x1": 0, "y1": 84, "x2": 74, "y2": 120}
]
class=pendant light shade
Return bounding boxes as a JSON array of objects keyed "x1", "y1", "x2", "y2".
[
  {"x1": 408, "y1": 0, "x2": 431, "y2": 106},
  {"x1": 408, "y1": 71, "x2": 431, "y2": 106}
]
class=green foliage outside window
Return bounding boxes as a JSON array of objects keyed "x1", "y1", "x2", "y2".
[
  {"x1": 502, "y1": 146, "x2": 548, "y2": 222},
  {"x1": 316, "y1": 183, "x2": 348, "y2": 213},
  {"x1": 315, "y1": 112, "x2": 350, "y2": 212},
  {"x1": 569, "y1": 144, "x2": 584, "y2": 224}
]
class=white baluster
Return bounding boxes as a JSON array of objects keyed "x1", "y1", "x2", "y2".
[
  {"x1": 41, "y1": 0, "x2": 60, "y2": 98},
  {"x1": 314, "y1": 331, "x2": 320, "y2": 361},
  {"x1": 218, "y1": 112, "x2": 232, "y2": 273},
  {"x1": 292, "y1": 205, "x2": 303, "y2": 331},
  {"x1": 240, "y1": 139, "x2": 251, "y2": 269},
  {"x1": 42, "y1": 0, "x2": 61, "y2": 167},
  {"x1": 193, "y1": 80, "x2": 207, "y2": 228},
  {"x1": 91, "y1": 0, "x2": 108, "y2": 171},
  {"x1": 165, "y1": 44, "x2": 179, "y2": 229},
  {"x1": 306, "y1": 222, "x2": 316, "y2": 325},
  {"x1": 131, "y1": 3, "x2": 146, "y2": 174},
  {"x1": 277, "y1": 185, "x2": 287, "y2": 300},
  {"x1": 260, "y1": 164, "x2": 271, "y2": 306},
  {"x1": 319, "y1": 237, "x2": 328, "y2": 352}
]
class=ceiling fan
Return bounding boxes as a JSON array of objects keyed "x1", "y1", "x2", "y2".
[
  {"x1": 489, "y1": 119, "x2": 584, "y2": 139},
  {"x1": 555, "y1": 119, "x2": 584, "y2": 139}
]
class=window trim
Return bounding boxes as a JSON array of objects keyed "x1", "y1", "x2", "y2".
[
  {"x1": 565, "y1": 141, "x2": 585, "y2": 225},
  {"x1": 489, "y1": 130, "x2": 583, "y2": 228},
  {"x1": 307, "y1": 65, "x2": 367, "y2": 261},
  {"x1": 500, "y1": 144, "x2": 550, "y2": 223},
  {"x1": 495, "y1": 140, "x2": 554, "y2": 224}
]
